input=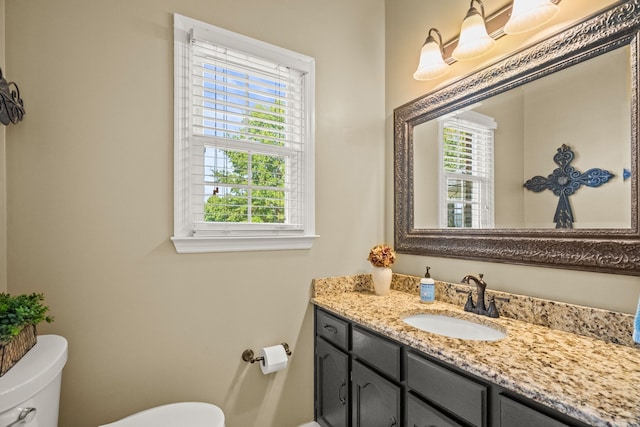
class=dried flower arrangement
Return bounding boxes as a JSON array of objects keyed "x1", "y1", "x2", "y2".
[{"x1": 367, "y1": 244, "x2": 397, "y2": 268}]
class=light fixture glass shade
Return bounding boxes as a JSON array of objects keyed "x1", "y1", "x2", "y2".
[
  {"x1": 452, "y1": 3, "x2": 495, "y2": 61},
  {"x1": 504, "y1": 0, "x2": 559, "y2": 34},
  {"x1": 413, "y1": 30, "x2": 449, "y2": 81}
]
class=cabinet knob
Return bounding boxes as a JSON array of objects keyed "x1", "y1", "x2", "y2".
[{"x1": 389, "y1": 416, "x2": 397, "y2": 426}]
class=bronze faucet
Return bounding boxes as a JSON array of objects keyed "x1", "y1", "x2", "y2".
[{"x1": 461, "y1": 274, "x2": 500, "y2": 318}]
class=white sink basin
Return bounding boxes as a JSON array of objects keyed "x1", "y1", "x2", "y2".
[{"x1": 403, "y1": 313, "x2": 507, "y2": 341}]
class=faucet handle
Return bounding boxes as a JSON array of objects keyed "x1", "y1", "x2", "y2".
[
  {"x1": 463, "y1": 291, "x2": 475, "y2": 312},
  {"x1": 486, "y1": 295, "x2": 499, "y2": 318}
]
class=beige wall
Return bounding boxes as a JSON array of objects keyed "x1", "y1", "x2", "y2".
[
  {"x1": 4, "y1": 1, "x2": 385, "y2": 426},
  {"x1": 479, "y1": 89, "x2": 526, "y2": 228},
  {"x1": 385, "y1": 0, "x2": 640, "y2": 312},
  {"x1": 523, "y1": 45, "x2": 631, "y2": 228}
]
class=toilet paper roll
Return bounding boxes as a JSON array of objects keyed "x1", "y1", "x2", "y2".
[{"x1": 260, "y1": 344, "x2": 288, "y2": 375}]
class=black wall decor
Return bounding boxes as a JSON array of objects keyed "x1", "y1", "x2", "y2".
[
  {"x1": 524, "y1": 144, "x2": 614, "y2": 229},
  {"x1": 0, "y1": 67, "x2": 25, "y2": 125}
]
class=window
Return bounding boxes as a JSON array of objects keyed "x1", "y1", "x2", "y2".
[
  {"x1": 438, "y1": 110, "x2": 496, "y2": 229},
  {"x1": 172, "y1": 14, "x2": 317, "y2": 253}
]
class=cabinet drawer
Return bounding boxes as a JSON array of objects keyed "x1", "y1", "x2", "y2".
[
  {"x1": 500, "y1": 395, "x2": 571, "y2": 427},
  {"x1": 407, "y1": 352, "x2": 487, "y2": 427},
  {"x1": 407, "y1": 393, "x2": 464, "y2": 427},
  {"x1": 352, "y1": 326, "x2": 401, "y2": 381},
  {"x1": 316, "y1": 309, "x2": 349, "y2": 351}
]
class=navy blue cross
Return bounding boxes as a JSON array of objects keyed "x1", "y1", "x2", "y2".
[{"x1": 523, "y1": 144, "x2": 614, "y2": 229}]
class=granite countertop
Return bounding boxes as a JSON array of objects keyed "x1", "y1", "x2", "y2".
[{"x1": 311, "y1": 276, "x2": 640, "y2": 427}]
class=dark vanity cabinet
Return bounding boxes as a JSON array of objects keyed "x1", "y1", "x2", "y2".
[
  {"x1": 351, "y1": 326, "x2": 402, "y2": 427},
  {"x1": 316, "y1": 338, "x2": 349, "y2": 427},
  {"x1": 315, "y1": 309, "x2": 350, "y2": 427},
  {"x1": 314, "y1": 306, "x2": 591, "y2": 427}
]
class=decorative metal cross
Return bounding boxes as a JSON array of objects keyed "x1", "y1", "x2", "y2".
[
  {"x1": 523, "y1": 144, "x2": 614, "y2": 229},
  {"x1": 0, "y1": 67, "x2": 25, "y2": 126}
]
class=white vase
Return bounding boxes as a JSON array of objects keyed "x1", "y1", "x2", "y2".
[{"x1": 371, "y1": 267, "x2": 392, "y2": 296}]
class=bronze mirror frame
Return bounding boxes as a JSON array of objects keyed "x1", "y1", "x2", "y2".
[{"x1": 394, "y1": 1, "x2": 640, "y2": 276}]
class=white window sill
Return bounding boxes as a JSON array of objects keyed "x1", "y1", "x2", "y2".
[{"x1": 171, "y1": 234, "x2": 319, "y2": 253}]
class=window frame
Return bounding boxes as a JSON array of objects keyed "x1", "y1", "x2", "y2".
[
  {"x1": 438, "y1": 110, "x2": 496, "y2": 229},
  {"x1": 172, "y1": 14, "x2": 317, "y2": 253}
]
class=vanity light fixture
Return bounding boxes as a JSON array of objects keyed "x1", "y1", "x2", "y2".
[
  {"x1": 452, "y1": 0, "x2": 495, "y2": 61},
  {"x1": 504, "y1": 0, "x2": 560, "y2": 34},
  {"x1": 413, "y1": 28, "x2": 449, "y2": 81},
  {"x1": 412, "y1": 0, "x2": 562, "y2": 81}
]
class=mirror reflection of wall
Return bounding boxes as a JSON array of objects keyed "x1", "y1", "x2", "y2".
[
  {"x1": 522, "y1": 45, "x2": 631, "y2": 229},
  {"x1": 414, "y1": 121, "x2": 439, "y2": 228},
  {"x1": 413, "y1": 45, "x2": 631, "y2": 230}
]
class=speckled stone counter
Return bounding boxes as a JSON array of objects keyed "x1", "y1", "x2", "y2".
[{"x1": 311, "y1": 274, "x2": 640, "y2": 427}]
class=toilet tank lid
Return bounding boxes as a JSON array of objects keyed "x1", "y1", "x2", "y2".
[{"x1": 0, "y1": 335, "x2": 68, "y2": 413}]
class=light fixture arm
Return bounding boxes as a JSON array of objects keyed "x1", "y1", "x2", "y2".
[
  {"x1": 466, "y1": 0, "x2": 486, "y2": 20},
  {"x1": 425, "y1": 28, "x2": 445, "y2": 55}
]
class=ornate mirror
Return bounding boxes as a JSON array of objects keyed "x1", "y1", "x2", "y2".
[{"x1": 394, "y1": 1, "x2": 640, "y2": 275}]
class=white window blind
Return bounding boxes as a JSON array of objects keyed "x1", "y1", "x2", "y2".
[
  {"x1": 190, "y1": 31, "x2": 306, "y2": 234},
  {"x1": 439, "y1": 111, "x2": 496, "y2": 229},
  {"x1": 172, "y1": 14, "x2": 317, "y2": 253}
]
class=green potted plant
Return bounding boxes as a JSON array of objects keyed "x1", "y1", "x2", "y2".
[{"x1": 0, "y1": 293, "x2": 54, "y2": 376}]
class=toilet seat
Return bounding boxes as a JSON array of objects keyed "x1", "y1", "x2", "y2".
[{"x1": 99, "y1": 402, "x2": 225, "y2": 427}]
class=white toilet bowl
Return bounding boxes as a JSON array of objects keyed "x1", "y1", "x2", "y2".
[{"x1": 99, "y1": 402, "x2": 225, "y2": 427}]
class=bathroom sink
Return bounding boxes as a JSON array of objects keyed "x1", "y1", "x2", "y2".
[{"x1": 402, "y1": 313, "x2": 507, "y2": 341}]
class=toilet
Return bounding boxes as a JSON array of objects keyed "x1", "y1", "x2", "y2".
[
  {"x1": 99, "y1": 402, "x2": 225, "y2": 427},
  {"x1": 0, "y1": 335, "x2": 68, "y2": 427}
]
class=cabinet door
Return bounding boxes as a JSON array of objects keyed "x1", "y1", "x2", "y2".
[
  {"x1": 407, "y1": 393, "x2": 464, "y2": 427},
  {"x1": 316, "y1": 338, "x2": 350, "y2": 427},
  {"x1": 352, "y1": 360, "x2": 401, "y2": 427}
]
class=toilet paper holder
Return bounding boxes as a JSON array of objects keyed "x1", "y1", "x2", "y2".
[{"x1": 242, "y1": 343, "x2": 292, "y2": 364}]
